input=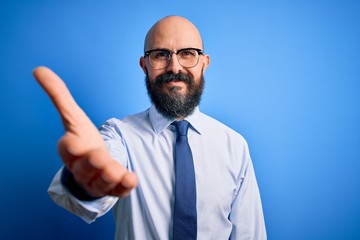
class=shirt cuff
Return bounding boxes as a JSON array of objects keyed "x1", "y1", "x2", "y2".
[{"x1": 61, "y1": 167, "x2": 101, "y2": 201}]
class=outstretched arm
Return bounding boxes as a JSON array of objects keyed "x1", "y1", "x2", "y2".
[{"x1": 33, "y1": 66, "x2": 138, "y2": 199}]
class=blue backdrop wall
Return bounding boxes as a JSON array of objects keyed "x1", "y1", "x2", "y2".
[{"x1": 1, "y1": 0, "x2": 359, "y2": 239}]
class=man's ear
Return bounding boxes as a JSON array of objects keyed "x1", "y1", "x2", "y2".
[
  {"x1": 202, "y1": 54, "x2": 210, "y2": 72},
  {"x1": 139, "y1": 57, "x2": 147, "y2": 74}
]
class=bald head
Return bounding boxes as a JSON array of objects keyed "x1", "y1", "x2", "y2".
[{"x1": 144, "y1": 16, "x2": 203, "y2": 53}]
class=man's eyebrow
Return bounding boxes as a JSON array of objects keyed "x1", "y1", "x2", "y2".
[
  {"x1": 146, "y1": 48, "x2": 170, "y2": 52},
  {"x1": 146, "y1": 48, "x2": 201, "y2": 52}
]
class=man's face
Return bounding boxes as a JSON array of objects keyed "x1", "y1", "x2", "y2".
[{"x1": 140, "y1": 16, "x2": 210, "y2": 119}]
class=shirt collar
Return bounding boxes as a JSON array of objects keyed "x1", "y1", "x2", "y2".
[
  {"x1": 184, "y1": 107, "x2": 203, "y2": 135},
  {"x1": 149, "y1": 105, "x2": 203, "y2": 135}
]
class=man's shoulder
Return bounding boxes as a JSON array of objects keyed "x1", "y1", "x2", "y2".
[
  {"x1": 197, "y1": 111, "x2": 246, "y2": 141},
  {"x1": 123, "y1": 108, "x2": 151, "y2": 122},
  {"x1": 102, "y1": 108, "x2": 151, "y2": 128}
]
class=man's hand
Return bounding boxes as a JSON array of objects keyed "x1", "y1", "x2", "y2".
[{"x1": 33, "y1": 66, "x2": 138, "y2": 198}]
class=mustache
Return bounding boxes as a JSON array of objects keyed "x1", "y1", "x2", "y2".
[{"x1": 155, "y1": 72, "x2": 192, "y2": 85}]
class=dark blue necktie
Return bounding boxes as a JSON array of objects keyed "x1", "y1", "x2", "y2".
[{"x1": 172, "y1": 120, "x2": 197, "y2": 240}]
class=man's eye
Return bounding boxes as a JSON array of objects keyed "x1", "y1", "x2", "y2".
[
  {"x1": 179, "y1": 50, "x2": 196, "y2": 58},
  {"x1": 153, "y1": 51, "x2": 169, "y2": 60}
]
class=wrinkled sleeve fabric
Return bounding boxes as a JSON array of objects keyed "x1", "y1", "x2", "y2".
[
  {"x1": 229, "y1": 151, "x2": 267, "y2": 240},
  {"x1": 47, "y1": 120, "x2": 127, "y2": 224},
  {"x1": 48, "y1": 168, "x2": 118, "y2": 224}
]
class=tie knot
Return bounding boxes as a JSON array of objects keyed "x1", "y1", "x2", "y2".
[{"x1": 172, "y1": 120, "x2": 190, "y2": 136}]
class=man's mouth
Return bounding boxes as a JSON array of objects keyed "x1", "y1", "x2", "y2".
[{"x1": 164, "y1": 80, "x2": 187, "y2": 93}]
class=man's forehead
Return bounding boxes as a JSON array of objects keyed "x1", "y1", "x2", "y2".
[{"x1": 148, "y1": 34, "x2": 202, "y2": 50}]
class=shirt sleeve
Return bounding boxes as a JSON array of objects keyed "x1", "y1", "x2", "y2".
[
  {"x1": 48, "y1": 167, "x2": 119, "y2": 224},
  {"x1": 47, "y1": 119, "x2": 128, "y2": 224},
  {"x1": 229, "y1": 156, "x2": 267, "y2": 239}
]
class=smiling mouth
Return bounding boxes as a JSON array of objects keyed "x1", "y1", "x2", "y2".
[
  {"x1": 166, "y1": 79, "x2": 184, "y2": 85},
  {"x1": 164, "y1": 80, "x2": 187, "y2": 93}
]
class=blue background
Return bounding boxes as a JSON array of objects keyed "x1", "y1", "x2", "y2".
[{"x1": 1, "y1": 0, "x2": 359, "y2": 239}]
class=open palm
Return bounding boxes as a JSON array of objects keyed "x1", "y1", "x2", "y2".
[{"x1": 33, "y1": 66, "x2": 137, "y2": 198}]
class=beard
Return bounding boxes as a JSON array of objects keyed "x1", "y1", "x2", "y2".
[{"x1": 145, "y1": 71, "x2": 205, "y2": 119}]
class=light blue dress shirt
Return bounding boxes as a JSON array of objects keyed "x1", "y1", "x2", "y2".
[{"x1": 48, "y1": 105, "x2": 266, "y2": 239}]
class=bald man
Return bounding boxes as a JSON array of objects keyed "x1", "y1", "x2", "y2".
[{"x1": 35, "y1": 16, "x2": 266, "y2": 239}]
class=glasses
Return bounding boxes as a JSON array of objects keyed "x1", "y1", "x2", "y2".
[{"x1": 144, "y1": 48, "x2": 204, "y2": 69}]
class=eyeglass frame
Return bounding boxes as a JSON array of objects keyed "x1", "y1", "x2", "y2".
[{"x1": 144, "y1": 48, "x2": 204, "y2": 69}]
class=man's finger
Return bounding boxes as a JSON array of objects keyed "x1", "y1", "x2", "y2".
[
  {"x1": 109, "y1": 172, "x2": 138, "y2": 197},
  {"x1": 33, "y1": 66, "x2": 87, "y2": 130}
]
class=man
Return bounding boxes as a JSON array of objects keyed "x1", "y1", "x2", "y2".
[{"x1": 34, "y1": 16, "x2": 266, "y2": 239}]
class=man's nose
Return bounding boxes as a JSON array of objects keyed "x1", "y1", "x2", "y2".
[{"x1": 166, "y1": 53, "x2": 183, "y2": 74}]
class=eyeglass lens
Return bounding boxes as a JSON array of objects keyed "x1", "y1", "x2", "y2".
[{"x1": 148, "y1": 49, "x2": 200, "y2": 69}]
